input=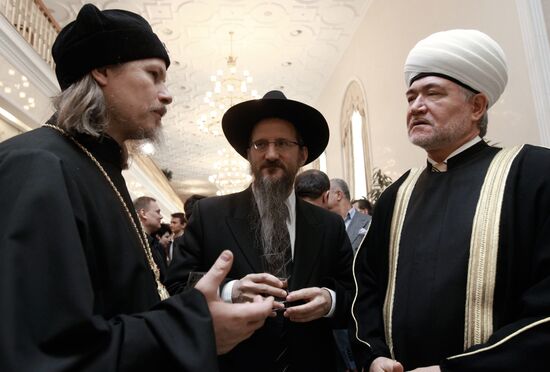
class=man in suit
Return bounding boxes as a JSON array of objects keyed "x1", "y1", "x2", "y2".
[
  {"x1": 295, "y1": 169, "x2": 331, "y2": 209},
  {"x1": 169, "y1": 212, "x2": 187, "y2": 263},
  {"x1": 134, "y1": 196, "x2": 168, "y2": 281},
  {"x1": 328, "y1": 178, "x2": 371, "y2": 253},
  {"x1": 167, "y1": 90, "x2": 354, "y2": 372}
]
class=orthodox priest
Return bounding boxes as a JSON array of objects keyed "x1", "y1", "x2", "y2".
[
  {"x1": 353, "y1": 29, "x2": 550, "y2": 371},
  {"x1": 0, "y1": 4, "x2": 272, "y2": 371}
]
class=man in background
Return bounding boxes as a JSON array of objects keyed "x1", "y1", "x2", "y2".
[
  {"x1": 184, "y1": 194, "x2": 206, "y2": 221},
  {"x1": 169, "y1": 212, "x2": 187, "y2": 263},
  {"x1": 294, "y1": 169, "x2": 331, "y2": 208},
  {"x1": 328, "y1": 178, "x2": 371, "y2": 253},
  {"x1": 352, "y1": 198, "x2": 373, "y2": 216},
  {"x1": 134, "y1": 196, "x2": 167, "y2": 280},
  {"x1": 171, "y1": 212, "x2": 187, "y2": 238}
]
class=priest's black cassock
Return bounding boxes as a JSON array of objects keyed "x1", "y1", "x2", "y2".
[
  {"x1": 0, "y1": 126, "x2": 218, "y2": 371},
  {"x1": 352, "y1": 141, "x2": 550, "y2": 371}
]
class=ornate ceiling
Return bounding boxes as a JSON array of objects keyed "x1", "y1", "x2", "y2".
[{"x1": 42, "y1": 0, "x2": 372, "y2": 199}]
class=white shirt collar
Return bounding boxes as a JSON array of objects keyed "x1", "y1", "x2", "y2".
[
  {"x1": 427, "y1": 136, "x2": 482, "y2": 165},
  {"x1": 285, "y1": 189, "x2": 297, "y2": 254}
]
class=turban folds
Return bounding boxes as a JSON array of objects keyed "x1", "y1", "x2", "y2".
[{"x1": 404, "y1": 29, "x2": 508, "y2": 107}]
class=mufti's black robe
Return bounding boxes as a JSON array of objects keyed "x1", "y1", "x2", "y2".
[
  {"x1": 0, "y1": 126, "x2": 218, "y2": 371},
  {"x1": 352, "y1": 141, "x2": 550, "y2": 371}
]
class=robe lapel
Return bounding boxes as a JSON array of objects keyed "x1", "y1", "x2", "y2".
[{"x1": 290, "y1": 199, "x2": 323, "y2": 291}]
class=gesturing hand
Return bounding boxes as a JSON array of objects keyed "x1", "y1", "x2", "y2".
[{"x1": 195, "y1": 250, "x2": 274, "y2": 354}]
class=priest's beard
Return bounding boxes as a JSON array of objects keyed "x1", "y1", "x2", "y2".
[
  {"x1": 125, "y1": 129, "x2": 165, "y2": 156},
  {"x1": 122, "y1": 130, "x2": 164, "y2": 170},
  {"x1": 251, "y1": 164, "x2": 296, "y2": 277}
]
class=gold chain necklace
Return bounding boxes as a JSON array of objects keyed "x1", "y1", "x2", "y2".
[{"x1": 43, "y1": 124, "x2": 170, "y2": 300}]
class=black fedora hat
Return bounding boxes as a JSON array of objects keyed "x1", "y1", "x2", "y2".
[{"x1": 221, "y1": 90, "x2": 329, "y2": 165}]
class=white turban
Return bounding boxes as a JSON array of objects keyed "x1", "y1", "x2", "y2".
[{"x1": 404, "y1": 29, "x2": 508, "y2": 107}]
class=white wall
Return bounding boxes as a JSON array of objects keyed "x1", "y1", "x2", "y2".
[{"x1": 318, "y1": 0, "x2": 541, "y2": 181}]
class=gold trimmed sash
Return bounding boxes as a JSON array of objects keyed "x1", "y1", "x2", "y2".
[
  {"x1": 449, "y1": 316, "x2": 550, "y2": 360},
  {"x1": 384, "y1": 167, "x2": 424, "y2": 358},
  {"x1": 464, "y1": 145, "x2": 523, "y2": 349}
]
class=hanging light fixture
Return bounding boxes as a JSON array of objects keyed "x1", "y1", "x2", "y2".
[
  {"x1": 197, "y1": 31, "x2": 258, "y2": 136},
  {"x1": 208, "y1": 148, "x2": 252, "y2": 195}
]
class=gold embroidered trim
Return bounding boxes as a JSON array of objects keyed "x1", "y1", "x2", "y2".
[
  {"x1": 384, "y1": 167, "x2": 424, "y2": 358},
  {"x1": 464, "y1": 145, "x2": 523, "y2": 349},
  {"x1": 449, "y1": 316, "x2": 550, "y2": 360}
]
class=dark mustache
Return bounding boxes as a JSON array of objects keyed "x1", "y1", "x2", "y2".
[{"x1": 261, "y1": 160, "x2": 286, "y2": 169}]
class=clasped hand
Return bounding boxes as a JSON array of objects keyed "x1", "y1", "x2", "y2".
[
  {"x1": 195, "y1": 251, "x2": 273, "y2": 355},
  {"x1": 232, "y1": 273, "x2": 332, "y2": 321}
]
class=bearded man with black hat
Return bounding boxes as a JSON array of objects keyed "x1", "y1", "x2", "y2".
[
  {"x1": 0, "y1": 4, "x2": 273, "y2": 371},
  {"x1": 353, "y1": 29, "x2": 550, "y2": 372},
  {"x1": 166, "y1": 90, "x2": 355, "y2": 371}
]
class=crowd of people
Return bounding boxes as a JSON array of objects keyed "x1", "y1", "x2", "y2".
[{"x1": 0, "y1": 3, "x2": 549, "y2": 372}]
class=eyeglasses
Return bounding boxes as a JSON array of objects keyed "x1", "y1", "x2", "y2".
[{"x1": 250, "y1": 139, "x2": 302, "y2": 152}]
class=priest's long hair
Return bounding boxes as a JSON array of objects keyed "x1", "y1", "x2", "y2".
[{"x1": 51, "y1": 74, "x2": 108, "y2": 137}]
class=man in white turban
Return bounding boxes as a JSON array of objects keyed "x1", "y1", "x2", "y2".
[{"x1": 353, "y1": 29, "x2": 550, "y2": 371}]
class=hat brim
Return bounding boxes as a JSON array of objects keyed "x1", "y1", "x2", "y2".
[{"x1": 222, "y1": 98, "x2": 329, "y2": 165}]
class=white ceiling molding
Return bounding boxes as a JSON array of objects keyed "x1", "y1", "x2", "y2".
[{"x1": 0, "y1": 15, "x2": 59, "y2": 98}]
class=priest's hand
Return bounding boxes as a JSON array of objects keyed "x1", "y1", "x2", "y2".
[
  {"x1": 408, "y1": 366, "x2": 440, "y2": 372},
  {"x1": 369, "y1": 357, "x2": 404, "y2": 372},
  {"x1": 283, "y1": 287, "x2": 332, "y2": 322},
  {"x1": 195, "y1": 250, "x2": 274, "y2": 355},
  {"x1": 232, "y1": 272, "x2": 288, "y2": 303}
]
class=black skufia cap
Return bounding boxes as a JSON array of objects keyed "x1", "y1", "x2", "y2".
[{"x1": 52, "y1": 3, "x2": 170, "y2": 90}]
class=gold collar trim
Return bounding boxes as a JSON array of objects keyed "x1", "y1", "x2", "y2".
[
  {"x1": 463, "y1": 145, "x2": 523, "y2": 348},
  {"x1": 384, "y1": 167, "x2": 424, "y2": 358}
]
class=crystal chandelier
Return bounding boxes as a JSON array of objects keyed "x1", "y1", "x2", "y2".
[
  {"x1": 208, "y1": 148, "x2": 252, "y2": 196},
  {"x1": 197, "y1": 31, "x2": 258, "y2": 136}
]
